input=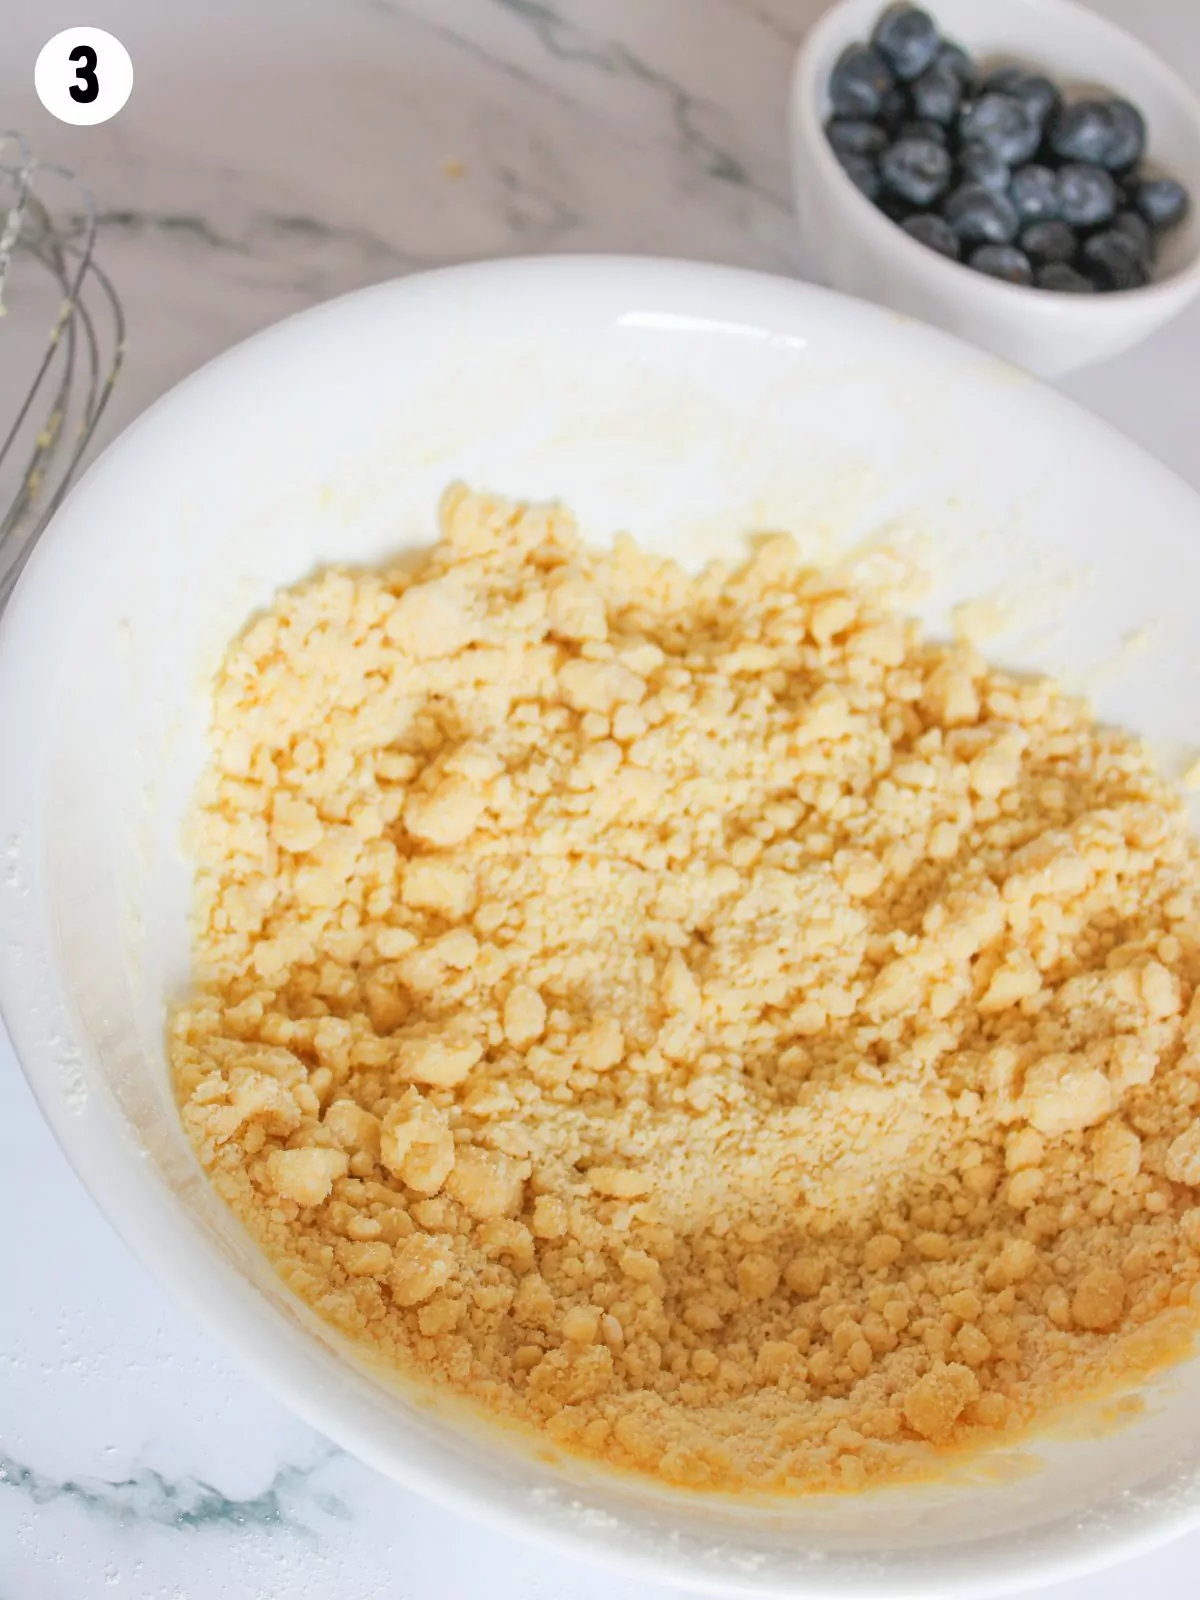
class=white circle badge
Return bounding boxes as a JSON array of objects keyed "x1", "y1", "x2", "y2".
[{"x1": 35, "y1": 28, "x2": 133, "y2": 127}]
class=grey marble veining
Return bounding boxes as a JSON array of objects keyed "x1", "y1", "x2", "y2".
[
  {"x1": 3, "y1": 0, "x2": 813, "y2": 430},
  {"x1": 0, "y1": 1448, "x2": 346, "y2": 1535}
]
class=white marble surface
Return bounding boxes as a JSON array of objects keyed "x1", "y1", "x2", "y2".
[{"x1": 2, "y1": 0, "x2": 1200, "y2": 1595}]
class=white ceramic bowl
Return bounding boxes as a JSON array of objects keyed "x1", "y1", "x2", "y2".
[
  {"x1": 790, "y1": 0, "x2": 1200, "y2": 377},
  {"x1": 4, "y1": 258, "x2": 1200, "y2": 1597}
]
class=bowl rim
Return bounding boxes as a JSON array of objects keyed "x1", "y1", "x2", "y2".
[
  {"x1": 6, "y1": 254, "x2": 1200, "y2": 1596},
  {"x1": 791, "y1": 0, "x2": 1200, "y2": 310}
]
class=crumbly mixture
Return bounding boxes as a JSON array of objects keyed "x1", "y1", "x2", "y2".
[{"x1": 172, "y1": 485, "x2": 1200, "y2": 1494}]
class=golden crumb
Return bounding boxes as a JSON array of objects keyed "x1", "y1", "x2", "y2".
[{"x1": 172, "y1": 485, "x2": 1200, "y2": 1495}]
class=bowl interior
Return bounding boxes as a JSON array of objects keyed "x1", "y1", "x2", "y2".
[
  {"x1": 803, "y1": 0, "x2": 1200, "y2": 283},
  {"x1": 4, "y1": 259, "x2": 1200, "y2": 1597}
]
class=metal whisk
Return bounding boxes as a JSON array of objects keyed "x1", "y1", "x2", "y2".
[{"x1": 0, "y1": 132, "x2": 124, "y2": 606}]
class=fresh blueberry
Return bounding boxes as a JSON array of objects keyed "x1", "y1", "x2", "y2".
[
  {"x1": 1016, "y1": 74, "x2": 1059, "y2": 127},
  {"x1": 1102, "y1": 100, "x2": 1146, "y2": 171},
  {"x1": 878, "y1": 190, "x2": 916, "y2": 222},
  {"x1": 900, "y1": 118, "x2": 948, "y2": 144},
  {"x1": 911, "y1": 59, "x2": 963, "y2": 124},
  {"x1": 1111, "y1": 209, "x2": 1156, "y2": 262},
  {"x1": 984, "y1": 67, "x2": 1059, "y2": 126},
  {"x1": 878, "y1": 84, "x2": 912, "y2": 132},
  {"x1": 1010, "y1": 164, "x2": 1061, "y2": 221},
  {"x1": 838, "y1": 152, "x2": 882, "y2": 200},
  {"x1": 1134, "y1": 177, "x2": 1190, "y2": 231},
  {"x1": 827, "y1": 118, "x2": 889, "y2": 159},
  {"x1": 880, "y1": 135, "x2": 952, "y2": 205},
  {"x1": 959, "y1": 92, "x2": 1041, "y2": 165},
  {"x1": 1115, "y1": 172, "x2": 1141, "y2": 210},
  {"x1": 901, "y1": 211, "x2": 961, "y2": 259},
  {"x1": 969, "y1": 243, "x2": 1033, "y2": 284},
  {"x1": 983, "y1": 65, "x2": 1025, "y2": 94},
  {"x1": 1081, "y1": 229, "x2": 1149, "y2": 290},
  {"x1": 1036, "y1": 262, "x2": 1096, "y2": 293},
  {"x1": 830, "y1": 43, "x2": 894, "y2": 118},
  {"x1": 1020, "y1": 219, "x2": 1077, "y2": 263},
  {"x1": 959, "y1": 142, "x2": 1011, "y2": 192},
  {"x1": 944, "y1": 182, "x2": 1020, "y2": 243},
  {"x1": 1058, "y1": 162, "x2": 1118, "y2": 226},
  {"x1": 936, "y1": 41, "x2": 977, "y2": 86},
  {"x1": 872, "y1": 4, "x2": 941, "y2": 82},
  {"x1": 1048, "y1": 100, "x2": 1114, "y2": 164}
]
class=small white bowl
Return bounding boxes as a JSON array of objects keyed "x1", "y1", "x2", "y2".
[{"x1": 790, "y1": 0, "x2": 1200, "y2": 377}]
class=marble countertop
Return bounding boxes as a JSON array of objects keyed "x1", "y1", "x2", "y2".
[{"x1": 2, "y1": 0, "x2": 1199, "y2": 1595}]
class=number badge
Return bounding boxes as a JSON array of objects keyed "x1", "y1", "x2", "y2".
[{"x1": 35, "y1": 28, "x2": 133, "y2": 126}]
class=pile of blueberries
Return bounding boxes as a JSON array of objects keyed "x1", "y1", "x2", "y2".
[{"x1": 824, "y1": 3, "x2": 1190, "y2": 291}]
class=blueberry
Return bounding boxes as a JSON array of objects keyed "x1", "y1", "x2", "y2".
[
  {"x1": 901, "y1": 211, "x2": 961, "y2": 259},
  {"x1": 984, "y1": 65, "x2": 1025, "y2": 94},
  {"x1": 830, "y1": 43, "x2": 894, "y2": 118},
  {"x1": 944, "y1": 182, "x2": 1020, "y2": 244},
  {"x1": 959, "y1": 142, "x2": 1010, "y2": 192},
  {"x1": 1111, "y1": 208, "x2": 1156, "y2": 262},
  {"x1": 969, "y1": 243, "x2": 1033, "y2": 284},
  {"x1": 1016, "y1": 74, "x2": 1059, "y2": 127},
  {"x1": 1081, "y1": 229, "x2": 1149, "y2": 290},
  {"x1": 872, "y1": 4, "x2": 940, "y2": 82},
  {"x1": 878, "y1": 84, "x2": 912, "y2": 132},
  {"x1": 838, "y1": 152, "x2": 882, "y2": 200},
  {"x1": 1010, "y1": 164, "x2": 1061, "y2": 222},
  {"x1": 959, "y1": 93, "x2": 1041, "y2": 165},
  {"x1": 1102, "y1": 100, "x2": 1146, "y2": 171},
  {"x1": 911, "y1": 59, "x2": 963, "y2": 124},
  {"x1": 900, "y1": 118, "x2": 948, "y2": 144},
  {"x1": 1058, "y1": 162, "x2": 1118, "y2": 226},
  {"x1": 1036, "y1": 263, "x2": 1096, "y2": 293},
  {"x1": 1115, "y1": 172, "x2": 1141, "y2": 210},
  {"x1": 880, "y1": 135, "x2": 952, "y2": 205},
  {"x1": 1048, "y1": 100, "x2": 1115, "y2": 164},
  {"x1": 878, "y1": 190, "x2": 916, "y2": 222},
  {"x1": 1021, "y1": 219, "x2": 1077, "y2": 263},
  {"x1": 1134, "y1": 177, "x2": 1190, "y2": 231},
  {"x1": 984, "y1": 67, "x2": 1059, "y2": 126},
  {"x1": 827, "y1": 118, "x2": 888, "y2": 159},
  {"x1": 936, "y1": 41, "x2": 977, "y2": 86}
]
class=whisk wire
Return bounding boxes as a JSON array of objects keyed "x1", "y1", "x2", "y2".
[{"x1": 0, "y1": 133, "x2": 124, "y2": 606}]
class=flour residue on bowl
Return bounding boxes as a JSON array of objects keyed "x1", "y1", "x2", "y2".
[{"x1": 171, "y1": 485, "x2": 1200, "y2": 1495}]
